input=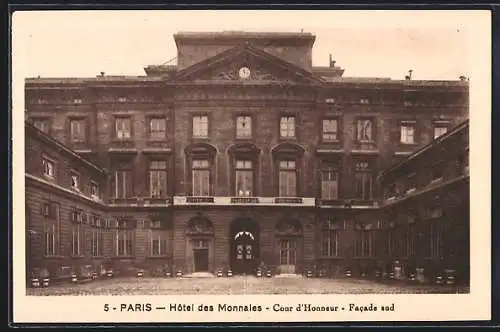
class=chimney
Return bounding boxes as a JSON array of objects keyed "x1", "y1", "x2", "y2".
[{"x1": 329, "y1": 54, "x2": 336, "y2": 68}]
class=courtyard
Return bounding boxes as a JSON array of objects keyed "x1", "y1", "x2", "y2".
[{"x1": 26, "y1": 276, "x2": 469, "y2": 296}]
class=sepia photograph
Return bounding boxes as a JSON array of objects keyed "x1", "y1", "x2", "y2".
[{"x1": 11, "y1": 10, "x2": 490, "y2": 323}]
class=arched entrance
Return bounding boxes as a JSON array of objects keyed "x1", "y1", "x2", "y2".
[
  {"x1": 230, "y1": 218, "x2": 260, "y2": 275},
  {"x1": 275, "y1": 217, "x2": 303, "y2": 274}
]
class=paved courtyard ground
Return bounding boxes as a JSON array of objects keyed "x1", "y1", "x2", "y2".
[{"x1": 26, "y1": 276, "x2": 469, "y2": 296}]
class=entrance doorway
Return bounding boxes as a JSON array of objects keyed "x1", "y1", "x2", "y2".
[
  {"x1": 193, "y1": 239, "x2": 210, "y2": 272},
  {"x1": 279, "y1": 238, "x2": 297, "y2": 274},
  {"x1": 230, "y1": 218, "x2": 259, "y2": 275}
]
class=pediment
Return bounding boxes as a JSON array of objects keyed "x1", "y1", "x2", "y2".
[{"x1": 173, "y1": 44, "x2": 324, "y2": 85}]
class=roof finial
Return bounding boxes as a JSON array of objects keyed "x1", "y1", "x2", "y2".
[{"x1": 405, "y1": 69, "x2": 413, "y2": 80}]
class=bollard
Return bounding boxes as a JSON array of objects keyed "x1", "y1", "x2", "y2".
[
  {"x1": 256, "y1": 269, "x2": 262, "y2": 277},
  {"x1": 266, "y1": 270, "x2": 272, "y2": 278},
  {"x1": 71, "y1": 273, "x2": 78, "y2": 283},
  {"x1": 217, "y1": 270, "x2": 223, "y2": 278},
  {"x1": 227, "y1": 270, "x2": 233, "y2": 277},
  {"x1": 435, "y1": 274, "x2": 444, "y2": 285},
  {"x1": 106, "y1": 269, "x2": 114, "y2": 278},
  {"x1": 375, "y1": 270, "x2": 382, "y2": 278},
  {"x1": 42, "y1": 278, "x2": 50, "y2": 287},
  {"x1": 92, "y1": 272, "x2": 98, "y2": 280},
  {"x1": 137, "y1": 270, "x2": 144, "y2": 278},
  {"x1": 31, "y1": 278, "x2": 40, "y2": 288},
  {"x1": 444, "y1": 269, "x2": 456, "y2": 285},
  {"x1": 306, "y1": 270, "x2": 313, "y2": 278},
  {"x1": 389, "y1": 272, "x2": 395, "y2": 280},
  {"x1": 166, "y1": 271, "x2": 172, "y2": 278},
  {"x1": 409, "y1": 273, "x2": 416, "y2": 281},
  {"x1": 345, "y1": 270, "x2": 352, "y2": 278},
  {"x1": 176, "y1": 270, "x2": 183, "y2": 278}
]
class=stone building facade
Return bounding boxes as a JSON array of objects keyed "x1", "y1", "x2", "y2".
[{"x1": 24, "y1": 31, "x2": 470, "y2": 281}]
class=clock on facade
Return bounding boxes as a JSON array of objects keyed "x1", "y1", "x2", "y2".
[{"x1": 238, "y1": 67, "x2": 251, "y2": 79}]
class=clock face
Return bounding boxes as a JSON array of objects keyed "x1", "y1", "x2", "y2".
[{"x1": 238, "y1": 67, "x2": 251, "y2": 79}]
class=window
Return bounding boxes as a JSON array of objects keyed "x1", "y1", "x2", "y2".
[
  {"x1": 114, "y1": 168, "x2": 133, "y2": 198},
  {"x1": 322, "y1": 219, "x2": 340, "y2": 257},
  {"x1": 400, "y1": 121, "x2": 415, "y2": 144},
  {"x1": 192, "y1": 159, "x2": 210, "y2": 196},
  {"x1": 72, "y1": 224, "x2": 82, "y2": 256},
  {"x1": 279, "y1": 239, "x2": 297, "y2": 265},
  {"x1": 430, "y1": 221, "x2": 445, "y2": 259},
  {"x1": 44, "y1": 222, "x2": 57, "y2": 257},
  {"x1": 354, "y1": 230, "x2": 373, "y2": 257},
  {"x1": 235, "y1": 160, "x2": 253, "y2": 197},
  {"x1": 149, "y1": 220, "x2": 169, "y2": 257},
  {"x1": 149, "y1": 161, "x2": 167, "y2": 197},
  {"x1": 431, "y1": 161, "x2": 445, "y2": 182},
  {"x1": 42, "y1": 157, "x2": 55, "y2": 179},
  {"x1": 70, "y1": 118, "x2": 86, "y2": 142},
  {"x1": 354, "y1": 162, "x2": 373, "y2": 200},
  {"x1": 115, "y1": 117, "x2": 132, "y2": 139},
  {"x1": 116, "y1": 227, "x2": 134, "y2": 257},
  {"x1": 321, "y1": 166, "x2": 339, "y2": 200},
  {"x1": 280, "y1": 116, "x2": 295, "y2": 138},
  {"x1": 386, "y1": 228, "x2": 400, "y2": 256},
  {"x1": 434, "y1": 122, "x2": 449, "y2": 139},
  {"x1": 42, "y1": 202, "x2": 58, "y2": 257},
  {"x1": 236, "y1": 116, "x2": 252, "y2": 138},
  {"x1": 192, "y1": 115, "x2": 209, "y2": 138},
  {"x1": 356, "y1": 119, "x2": 374, "y2": 142},
  {"x1": 90, "y1": 181, "x2": 100, "y2": 199},
  {"x1": 150, "y1": 118, "x2": 166, "y2": 139},
  {"x1": 405, "y1": 223, "x2": 416, "y2": 257},
  {"x1": 91, "y1": 228, "x2": 104, "y2": 257},
  {"x1": 70, "y1": 171, "x2": 80, "y2": 191},
  {"x1": 278, "y1": 160, "x2": 297, "y2": 197},
  {"x1": 322, "y1": 119, "x2": 338, "y2": 141},
  {"x1": 33, "y1": 118, "x2": 50, "y2": 134},
  {"x1": 71, "y1": 208, "x2": 84, "y2": 223}
]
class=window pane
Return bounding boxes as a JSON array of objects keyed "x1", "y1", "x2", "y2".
[{"x1": 357, "y1": 120, "x2": 373, "y2": 141}]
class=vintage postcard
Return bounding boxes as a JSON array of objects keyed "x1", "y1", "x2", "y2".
[{"x1": 11, "y1": 10, "x2": 491, "y2": 324}]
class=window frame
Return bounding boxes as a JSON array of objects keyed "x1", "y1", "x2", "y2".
[
  {"x1": 320, "y1": 163, "x2": 339, "y2": 200},
  {"x1": 114, "y1": 166, "x2": 133, "y2": 199},
  {"x1": 192, "y1": 114, "x2": 209, "y2": 139},
  {"x1": 322, "y1": 118, "x2": 339, "y2": 142},
  {"x1": 400, "y1": 120, "x2": 416, "y2": 145},
  {"x1": 148, "y1": 160, "x2": 168, "y2": 198},
  {"x1": 69, "y1": 169, "x2": 81, "y2": 192},
  {"x1": 191, "y1": 158, "x2": 211, "y2": 196},
  {"x1": 42, "y1": 155, "x2": 56, "y2": 179},
  {"x1": 149, "y1": 117, "x2": 167, "y2": 140},
  {"x1": 235, "y1": 159, "x2": 254, "y2": 197},
  {"x1": 279, "y1": 115, "x2": 296, "y2": 139},
  {"x1": 278, "y1": 159, "x2": 297, "y2": 197},
  {"x1": 433, "y1": 121, "x2": 450, "y2": 139},
  {"x1": 235, "y1": 115, "x2": 253, "y2": 139},
  {"x1": 69, "y1": 117, "x2": 87, "y2": 142},
  {"x1": 355, "y1": 118, "x2": 375, "y2": 143},
  {"x1": 354, "y1": 161, "x2": 374, "y2": 201},
  {"x1": 114, "y1": 116, "x2": 132, "y2": 140}
]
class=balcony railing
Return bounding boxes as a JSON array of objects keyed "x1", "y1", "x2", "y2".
[
  {"x1": 108, "y1": 197, "x2": 173, "y2": 207},
  {"x1": 173, "y1": 196, "x2": 316, "y2": 206}
]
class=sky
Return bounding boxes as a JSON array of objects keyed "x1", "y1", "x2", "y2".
[{"x1": 13, "y1": 10, "x2": 473, "y2": 80}]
